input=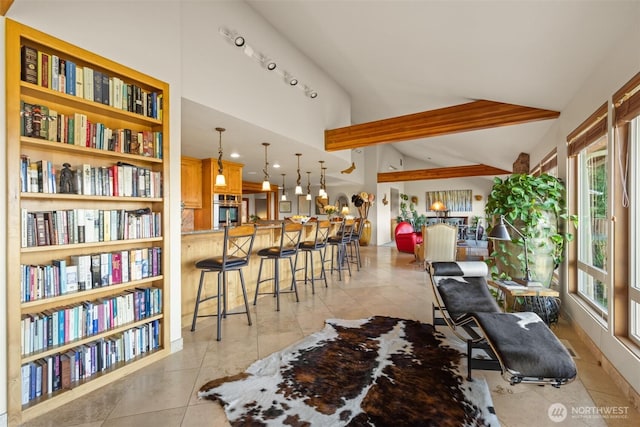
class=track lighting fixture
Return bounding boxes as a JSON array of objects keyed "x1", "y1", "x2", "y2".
[
  {"x1": 303, "y1": 85, "x2": 318, "y2": 99},
  {"x1": 214, "y1": 127, "x2": 226, "y2": 187},
  {"x1": 281, "y1": 174, "x2": 287, "y2": 201},
  {"x1": 306, "y1": 171, "x2": 312, "y2": 201},
  {"x1": 261, "y1": 142, "x2": 271, "y2": 191},
  {"x1": 219, "y1": 26, "x2": 318, "y2": 100},
  {"x1": 284, "y1": 72, "x2": 298, "y2": 86},
  {"x1": 294, "y1": 153, "x2": 303, "y2": 195}
]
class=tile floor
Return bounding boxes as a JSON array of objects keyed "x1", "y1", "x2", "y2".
[{"x1": 22, "y1": 246, "x2": 639, "y2": 426}]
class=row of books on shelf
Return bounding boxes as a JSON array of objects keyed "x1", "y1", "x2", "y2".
[
  {"x1": 20, "y1": 156, "x2": 163, "y2": 197},
  {"x1": 20, "y1": 246, "x2": 162, "y2": 302},
  {"x1": 21, "y1": 287, "x2": 162, "y2": 356},
  {"x1": 22, "y1": 208, "x2": 162, "y2": 248},
  {"x1": 21, "y1": 101, "x2": 163, "y2": 159},
  {"x1": 21, "y1": 45, "x2": 163, "y2": 120},
  {"x1": 21, "y1": 319, "x2": 161, "y2": 405}
]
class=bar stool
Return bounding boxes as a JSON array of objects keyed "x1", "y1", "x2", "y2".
[
  {"x1": 327, "y1": 219, "x2": 354, "y2": 281},
  {"x1": 191, "y1": 224, "x2": 257, "y2": 341},
  {"x1": 294, "y1": 220, "x2": 331, "y2": 293},
  {"x1": 347, "y1": 217, "x2": 364, "y2": 271},
  {"x1": 254, "y1": 222, "x2": 303, "y2": 311}
]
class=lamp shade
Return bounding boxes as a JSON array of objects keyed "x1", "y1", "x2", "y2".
[
  {"x1": 341, "y1": 206, "x2": 350, "y2": 215},
  {"x1": 295, "y1": 185, "x2": 303, "y2": 195},
  {"x1": 430, "y1": 201, "x2": 446, "y2": 211},
  {"x1": 488, "y1": 222, "x2": 511, "y2": 240},
  {"x1": 215, "y1": 174, "x2": 226, "y2": 186},
  {"x1": 262, "y1": 180, "x2": 271, "y2": 191}
]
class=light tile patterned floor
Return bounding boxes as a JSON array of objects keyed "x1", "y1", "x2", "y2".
[{"x1": 22, "y1": 246, "x2": 639, "y2": 426}]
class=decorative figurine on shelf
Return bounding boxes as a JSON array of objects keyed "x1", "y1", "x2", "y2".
[{"x1": 59, "y1": 162, "x2": 75, "y2": 194}]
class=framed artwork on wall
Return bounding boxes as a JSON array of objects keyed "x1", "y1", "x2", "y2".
[
  {"x1": 315, "y1": 196, "x2": 328, "y2": 215},
  {"x1": 280, "y1": 201, "x2": 292, "y2": 213},
  {"x1": 425, "y1": 189, "x2": 472, "y2": 212}
]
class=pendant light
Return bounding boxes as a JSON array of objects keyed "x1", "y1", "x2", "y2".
[
  {"x1": 306, "y1": 171, "x2": 312, "y2": 201},
  {"x1": 261, "y1": 142, "x2": 271, "y2": 191},
  {"x1": 318, "y1": 161, "x2": 326, "y2": 197},
  {"x1": 280, "y1": 174, "x2": 287, "y2": 201},
  {"x1": 321, "y1": 165, "x2": 328, "y2": 199},
  {"x1": 215, "y1": 127, "x2": 226, "y2": 186},
  {"x1": 294, "y1": 153, "x2": 303, "y2": 195}
]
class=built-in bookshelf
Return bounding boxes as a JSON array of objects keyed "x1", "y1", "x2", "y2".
[{"x1": 5, "y1": 19, "x2": 171, "y2": 425}]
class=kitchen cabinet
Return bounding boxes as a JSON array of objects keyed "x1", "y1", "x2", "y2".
[
  {"x1": 194, "y1": 159, "x2": 243, "y2": 229},
  {"x1": 181, "y1": 156, "x2": 203, "y2": 208}
]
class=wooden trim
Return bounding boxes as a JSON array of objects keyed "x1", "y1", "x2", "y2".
[
  {"x1": 566, "y1": 102, "x2": 607, "y2": 143},
  {"x1": 377, "y1": 164, "x2": 511, "y2": 183},
  {"x1": 613, "y1": 71, "x2": 640, "y2": 106},
  {"x1": 0, "y1": 0, "x2": 14, "y2": 15},
  {"x1": 325, "y1": 100, "x2": 560, "y2": 151},
  {"x1": 615, "y1": 90, "x2": 640, "y2": 124}
]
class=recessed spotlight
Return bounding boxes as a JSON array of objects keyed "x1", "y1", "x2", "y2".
[
  {"x1": 289, "y1": 78, "x2": 298, "y2": 86},
  {"x1": 234, "y1": 36, "x2": 245, "y2": 47},
  {"x1": 266, "y1": 61, "x2": 276, "y2": 71},
  {"x1": 230, "y1": 152, "x2": 240, "y2": 158},
  {"x1": 273, "y1": 163, "x2": 281, "y2": 168}
]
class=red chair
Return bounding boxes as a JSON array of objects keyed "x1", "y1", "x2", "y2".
[{"x1": 395, "y1": 222, "x2": 423, "y2": 253}]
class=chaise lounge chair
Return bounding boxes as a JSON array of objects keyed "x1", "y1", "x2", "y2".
[{"x1": 429, "y1": 261, "x2": 577, "y2": 387}]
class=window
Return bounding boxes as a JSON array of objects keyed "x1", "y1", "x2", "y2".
[
  {"x1": 567, "y1": 103, "x2": 609, "y2": 319},
  {"x1": 576, "y1": 135, "x2": 609, "y2": 314}
]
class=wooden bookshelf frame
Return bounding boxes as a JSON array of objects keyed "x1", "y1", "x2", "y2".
[{"x1": 5, "y1": 19, "x2": 171, "y2": 425}]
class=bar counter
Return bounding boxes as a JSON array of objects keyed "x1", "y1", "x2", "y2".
[{"x1": 181, "y1": 222, "x2": 327, "y2": 328}]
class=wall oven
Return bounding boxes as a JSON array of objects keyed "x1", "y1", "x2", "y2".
[{"x1": 213, "y1": 194, "x2": 240, "y2": 227}]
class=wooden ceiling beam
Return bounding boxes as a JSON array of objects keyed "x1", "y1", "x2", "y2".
[
  {"x1": 0, "y1": 0, "x2": 14, "y2": 16},
  {"x1": 325, "y1": 100, "x2": 560, "y2": 151},
  {"x1": 377, "y1": 164, "x2": 512, "y2": 183}
]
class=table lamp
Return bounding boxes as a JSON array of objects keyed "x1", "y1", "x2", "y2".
[{"x1": 489, "y1": 215, "x2": 541, "y2": 287}]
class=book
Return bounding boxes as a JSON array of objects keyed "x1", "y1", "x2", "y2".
[
  {"x1": 34, "y1": 212, "x2": 47, "y2": 246},
  {"x1": 21, "y1": 101, "x2": 34, "y2": 137},
  {"x1": 65, "y1": 265, "x2": 78, "y2": 293},
  {"x1": 37, "y1": 51, "x2": 49, "y2": 88},
  {"x1": 83, "y1": 66, "x2": 94, "y2": 101},
  {"x1": 102, "y1": 72, "x2": 110, "y2": 105},
  {"x1": 111, "y1": 251, "x2": 122, "y2": 285},
  {"x1": 52, "y1": 259, "x2": 67, "y2": 295},
  {"x1": 21, "y1": 45, "x2": 38, "y2": 84},
  {"x1": 100, "y1": 253, "x2": 110, "y2": 287},
  {"x1": 82, "y1": 164, "x2": 92, "y2": 195},
  {"x1": 50, "y1": 55, "x2": 59, "y2": 91},
  {"x1": 93, "y1": 70, "x2": 103, "y2": 104},
  {"x1": 91, "y1": 254, "x2": 102, "y2": 289},
  {"x1": 75, "y1": 65, "x2": 84, "y2": 98}
]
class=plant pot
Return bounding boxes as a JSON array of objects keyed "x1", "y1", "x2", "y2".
[{"x1": 359, "y1": 219, "x2": 372, "y2": 246}]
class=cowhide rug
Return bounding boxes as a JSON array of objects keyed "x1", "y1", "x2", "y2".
[{"x1": 198, "y1": 316, "x2": 499, "y2": 426}]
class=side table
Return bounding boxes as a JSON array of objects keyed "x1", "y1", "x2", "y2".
[{"x1": 487, "y1": 279, "x2": 560, "y2": 312}]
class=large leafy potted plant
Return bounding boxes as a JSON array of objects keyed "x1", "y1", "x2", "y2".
[
  {"x1": 396, "y1": 193, "x2": 427, "y2": 229},
  {"x1": 485, "y1": 174, "x2": 577, "y2": 288}
]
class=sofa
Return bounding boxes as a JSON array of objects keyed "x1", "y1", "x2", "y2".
[{"x1": 394, "y1": 222, "x2": 423, "y2": 254}]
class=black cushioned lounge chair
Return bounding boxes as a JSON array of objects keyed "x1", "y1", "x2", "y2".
[{"x1": 430, "y1": 261, "x2": 577, "y2": 387}]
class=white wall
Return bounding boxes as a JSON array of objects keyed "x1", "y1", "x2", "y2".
[{"x1": 180, "y1": 0, "x2": 352, "y2": 155}]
